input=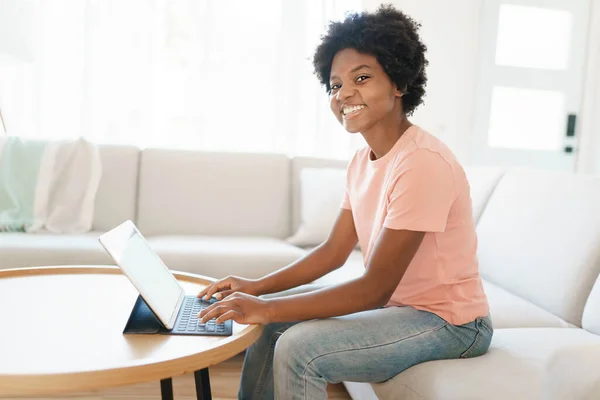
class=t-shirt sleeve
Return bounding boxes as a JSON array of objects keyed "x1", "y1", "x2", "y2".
[
  {"x1": 341, "y1": 190, "x2": 351, "y2": 210},
  {"x1": 340, "y1": 151, "x2": 358, "y2": 210},
  {"x1": 383, "y1": 149, "x2": 455, "y2": 232}
]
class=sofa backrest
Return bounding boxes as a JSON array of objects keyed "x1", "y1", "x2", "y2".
[
  {"x1": 476, "y1": 168, "x2": 600, "y2": 326},
  {"x1": 136, "y1": 148, "x2": 291, "y2": 238},
  {"x1": 290, "y1": 156, "x2": 348, "y2": 234},
  {"x1": 92, "y1": 145, "x2": 140, "y2": 231},
  {"x1": 583, "y1": 274, "x2": 600, "y2": 335},
  {"x1": 463, "y1": 166, "x2": 505, "y2": 224}
]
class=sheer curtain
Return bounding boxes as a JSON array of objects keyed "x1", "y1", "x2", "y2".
[{"x1": 0, "y1": 0, "x2": 366, "y2": 160}]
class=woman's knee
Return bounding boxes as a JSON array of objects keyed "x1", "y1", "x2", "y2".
[
  {"x1": 273, "y1": 321, "x2": 323, "y2": 370},
  {"x1": 251, "y1": 322, "x2": 292, "y2": 353}
]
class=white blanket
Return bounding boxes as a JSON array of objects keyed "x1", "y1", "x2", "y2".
[{"x1": 0, "y1": 136, "x2": 102, "y2": 233}]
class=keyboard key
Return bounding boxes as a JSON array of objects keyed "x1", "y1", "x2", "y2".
[{"x1": 207, "y1": 325, "x2": 215, "y2": 332}]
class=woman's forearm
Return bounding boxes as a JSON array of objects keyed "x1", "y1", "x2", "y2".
[
  {"x1": 266, "y1": 276, "x2": 384, "y2": 322},
  {"x1": 256, "y1": 242, "x2": 345, "y2": 295}
]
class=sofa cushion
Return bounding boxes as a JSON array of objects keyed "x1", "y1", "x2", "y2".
[
  {"x1": 147, "y1": 236, "x2": 306, "y2": 280},
  {"x1": 287, "y1": 167, "x2": 347, "y2": 247},
  {"x1": 541, "y1": 343, "x2": 600, "y2": 400},
  {"x1": 312, "y1": 250, "x2": 364, "y2": 285},
  {"x1": 288, "y1": 163, "x2": 504, "y2": 250},
  {"x1": 369, "y1": 328, "x2": 600, "y2": 400},
  {"x1": 92, "y1": 145, "x2": 140, "y2": 231},
  {"x1": 476, "y1": 168, "x2": 600, "y2": 326},
  {"x1": 0, "y1": 232, "x2": 112, "y2": 269},
  {"x1": 582, "y1": 274, "x2": 600, "y2": 335},
  {"x1": 137, "y1": 149, "x2": 291, "y2": 238},
  {"x1": 483, "y1": 279, "x2": 571, "y2": 329},
  {"x1": 462, "y1": 166, "x2": 505, "y2": 223},
  {"x1": 343, "y1": 381, "x2": 378, "y2": 400},
  {"x1": 290, "y1": 156, "x2": 348, "y2": 234},
  {"x1": 314, "y1": 250, "x2": 365, "y2": 285},
  {"x1": 314, "y1": 269, "x2": 571, "y2": 329}
]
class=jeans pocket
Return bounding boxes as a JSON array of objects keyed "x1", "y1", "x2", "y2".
[
  {"x1": 479, "y1": 315, "x2": 494, "y2": 335},
  {"x1": 459, "y1": 317, "x2": 493, "y2": 359}
]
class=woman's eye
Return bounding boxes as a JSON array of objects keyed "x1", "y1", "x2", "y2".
[
  {"x1": 357, "y1": 75, "x2": 369, "y2": 82},
  {"x1": 330, "y1": 84, "x2": 341, "y2": 92}
]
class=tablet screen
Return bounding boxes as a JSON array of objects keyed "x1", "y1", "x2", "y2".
[{"x1": 100, "y1": 222, "x2": 183, "y2": 327}]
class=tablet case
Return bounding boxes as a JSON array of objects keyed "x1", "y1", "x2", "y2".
[
  {"x1": 123, "y1": 295, "x2": 166, "y2": 334},
  {"x1": 122, "y1": 294, "x2": 233, "y2": 336}
]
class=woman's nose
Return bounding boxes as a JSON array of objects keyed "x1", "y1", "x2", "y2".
[{"x1": 337, "y1": 84, "x2": 356, "y2": 101}]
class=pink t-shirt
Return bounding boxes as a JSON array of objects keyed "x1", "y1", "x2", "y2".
[{"x1": 341, "y1": 125, "x2": 489, "y2": 325}]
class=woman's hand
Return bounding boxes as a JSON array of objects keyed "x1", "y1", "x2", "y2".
[
  {"x1": 198, "y1": 292, "x2": 272, "y2": 325},
  {"x1": 197, "y1": 275, "x2": 261, "y2": 301}
]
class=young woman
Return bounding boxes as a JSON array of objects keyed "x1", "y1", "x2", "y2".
[{"x1": 198, "y1": 5, "x2": 492, "y2": 399}]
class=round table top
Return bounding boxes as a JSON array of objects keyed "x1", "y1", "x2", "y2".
[{"x1": 0, "y1": 266, "x2": 263, "y2": 397}]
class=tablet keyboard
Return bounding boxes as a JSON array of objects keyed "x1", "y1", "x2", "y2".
[{"x1": 172, "y1": 296, "x2": 232, "y2": 336}]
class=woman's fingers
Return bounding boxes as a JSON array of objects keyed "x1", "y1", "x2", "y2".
[
  {"x1": 198, "y1": 280, "x2": 231, "y2": 300},
  {"x1": 199, "y1": 305, "x2": 231, "y2": 323},
  {"x1": 214, "y1": 290, "x2": 234, "y2": 300},
  {"x1": 196, "y1": 284, "x2": 213, "y2": 299},
  {"x1": 216, "y1": 310, "x2": 243, "y2": 324}
]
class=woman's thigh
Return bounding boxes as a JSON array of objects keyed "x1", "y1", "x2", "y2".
[{"x1": 274, "y1": 306, "x2": 492, "y2": 384}]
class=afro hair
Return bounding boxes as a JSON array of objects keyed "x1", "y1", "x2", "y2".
[{"x1": 312, "y1": 4, "x2": 428, "y2": 116}]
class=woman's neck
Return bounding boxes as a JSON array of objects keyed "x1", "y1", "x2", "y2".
[{"x1": 362, "y1": 114, "x2": 412, "y2": 160}]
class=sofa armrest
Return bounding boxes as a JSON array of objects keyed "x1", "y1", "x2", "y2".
[{"x1": 541, "y1": 344, "x2": 600, "y2": 400}]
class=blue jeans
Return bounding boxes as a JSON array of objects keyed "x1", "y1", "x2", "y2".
[{"x1": 238, "y1": 285, "x2": 493, "y2": 400}]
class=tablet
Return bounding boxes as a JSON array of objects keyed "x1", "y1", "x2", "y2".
[{"x1": 99, "y1": 220, "x2": 184, "y2": 330}]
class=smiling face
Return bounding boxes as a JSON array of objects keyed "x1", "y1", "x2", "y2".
[{"x1": 329, "y1": 48, "x2": 404, "y2": 134}]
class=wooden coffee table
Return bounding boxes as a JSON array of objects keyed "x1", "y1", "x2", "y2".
[{"x1": 0, "y1": 266, "x2": 263, "y2": 399}]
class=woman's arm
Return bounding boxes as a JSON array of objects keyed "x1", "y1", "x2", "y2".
[
  {"x1": 255, "y1": 208, "x2": 358, "y2": 295},
  {"x1": 264, "y1": 227, "x2": 424, "y2": 322},
  {"x1": 199, "y1": 227, "x2": 424, "y2": 325}
]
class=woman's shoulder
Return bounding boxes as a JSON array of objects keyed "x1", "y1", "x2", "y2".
[{"x1": 392, "y1": 126, "x2": 462, "y2": 172}]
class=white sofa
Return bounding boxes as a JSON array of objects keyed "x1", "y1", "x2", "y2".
[{"x1": 1, "y1": 145, "x2": 600, "y2": 400}]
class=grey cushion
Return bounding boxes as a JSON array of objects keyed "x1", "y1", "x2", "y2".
[
  {"x1": 137, "y1": 149, "x2": 292, "y2": 238},
  {"x1": 147, "y1": 236, "x2": 306, "y2": 279},
  {"x1": 92, "y1": 145, "x2": 140, "y2": 231},
  {"x1": 0, "y1": 232, "x2": 112, "y2": 269}
]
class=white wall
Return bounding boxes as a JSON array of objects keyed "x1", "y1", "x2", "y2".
[
  {"x1": 365, "y1": 0, "x2": 600, "y2": 174},
  {"x1": 365, "y1": 0, "x2": 483, "y2": 163},
  {"x1": 576, "y1": 0, "x2": 600, "y2": 175}
]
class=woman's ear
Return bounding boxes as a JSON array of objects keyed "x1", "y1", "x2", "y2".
[{"x1": 394, "y1": 84, "x2": 408, "y2": 98}]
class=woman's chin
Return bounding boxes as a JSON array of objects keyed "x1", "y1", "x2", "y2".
[{"x1": 342, "y1": 122, "x2": 363, "y2": 134}]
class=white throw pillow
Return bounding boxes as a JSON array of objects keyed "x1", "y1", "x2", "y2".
[{"x1": 287, "y1": 167, "x2": 347, "y2": 247}]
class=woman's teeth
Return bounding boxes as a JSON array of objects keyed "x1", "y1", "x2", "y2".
[{"x1": 343, "y1": 105, "x2": 365, "y2": 115}]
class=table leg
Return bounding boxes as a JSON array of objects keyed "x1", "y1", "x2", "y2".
[
  {"x1": 160, "y1": 377, "x2": 174, "y2": 400},
  {"x1": 194, "y1": 368, "x2": 212, "y2": 400}
]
